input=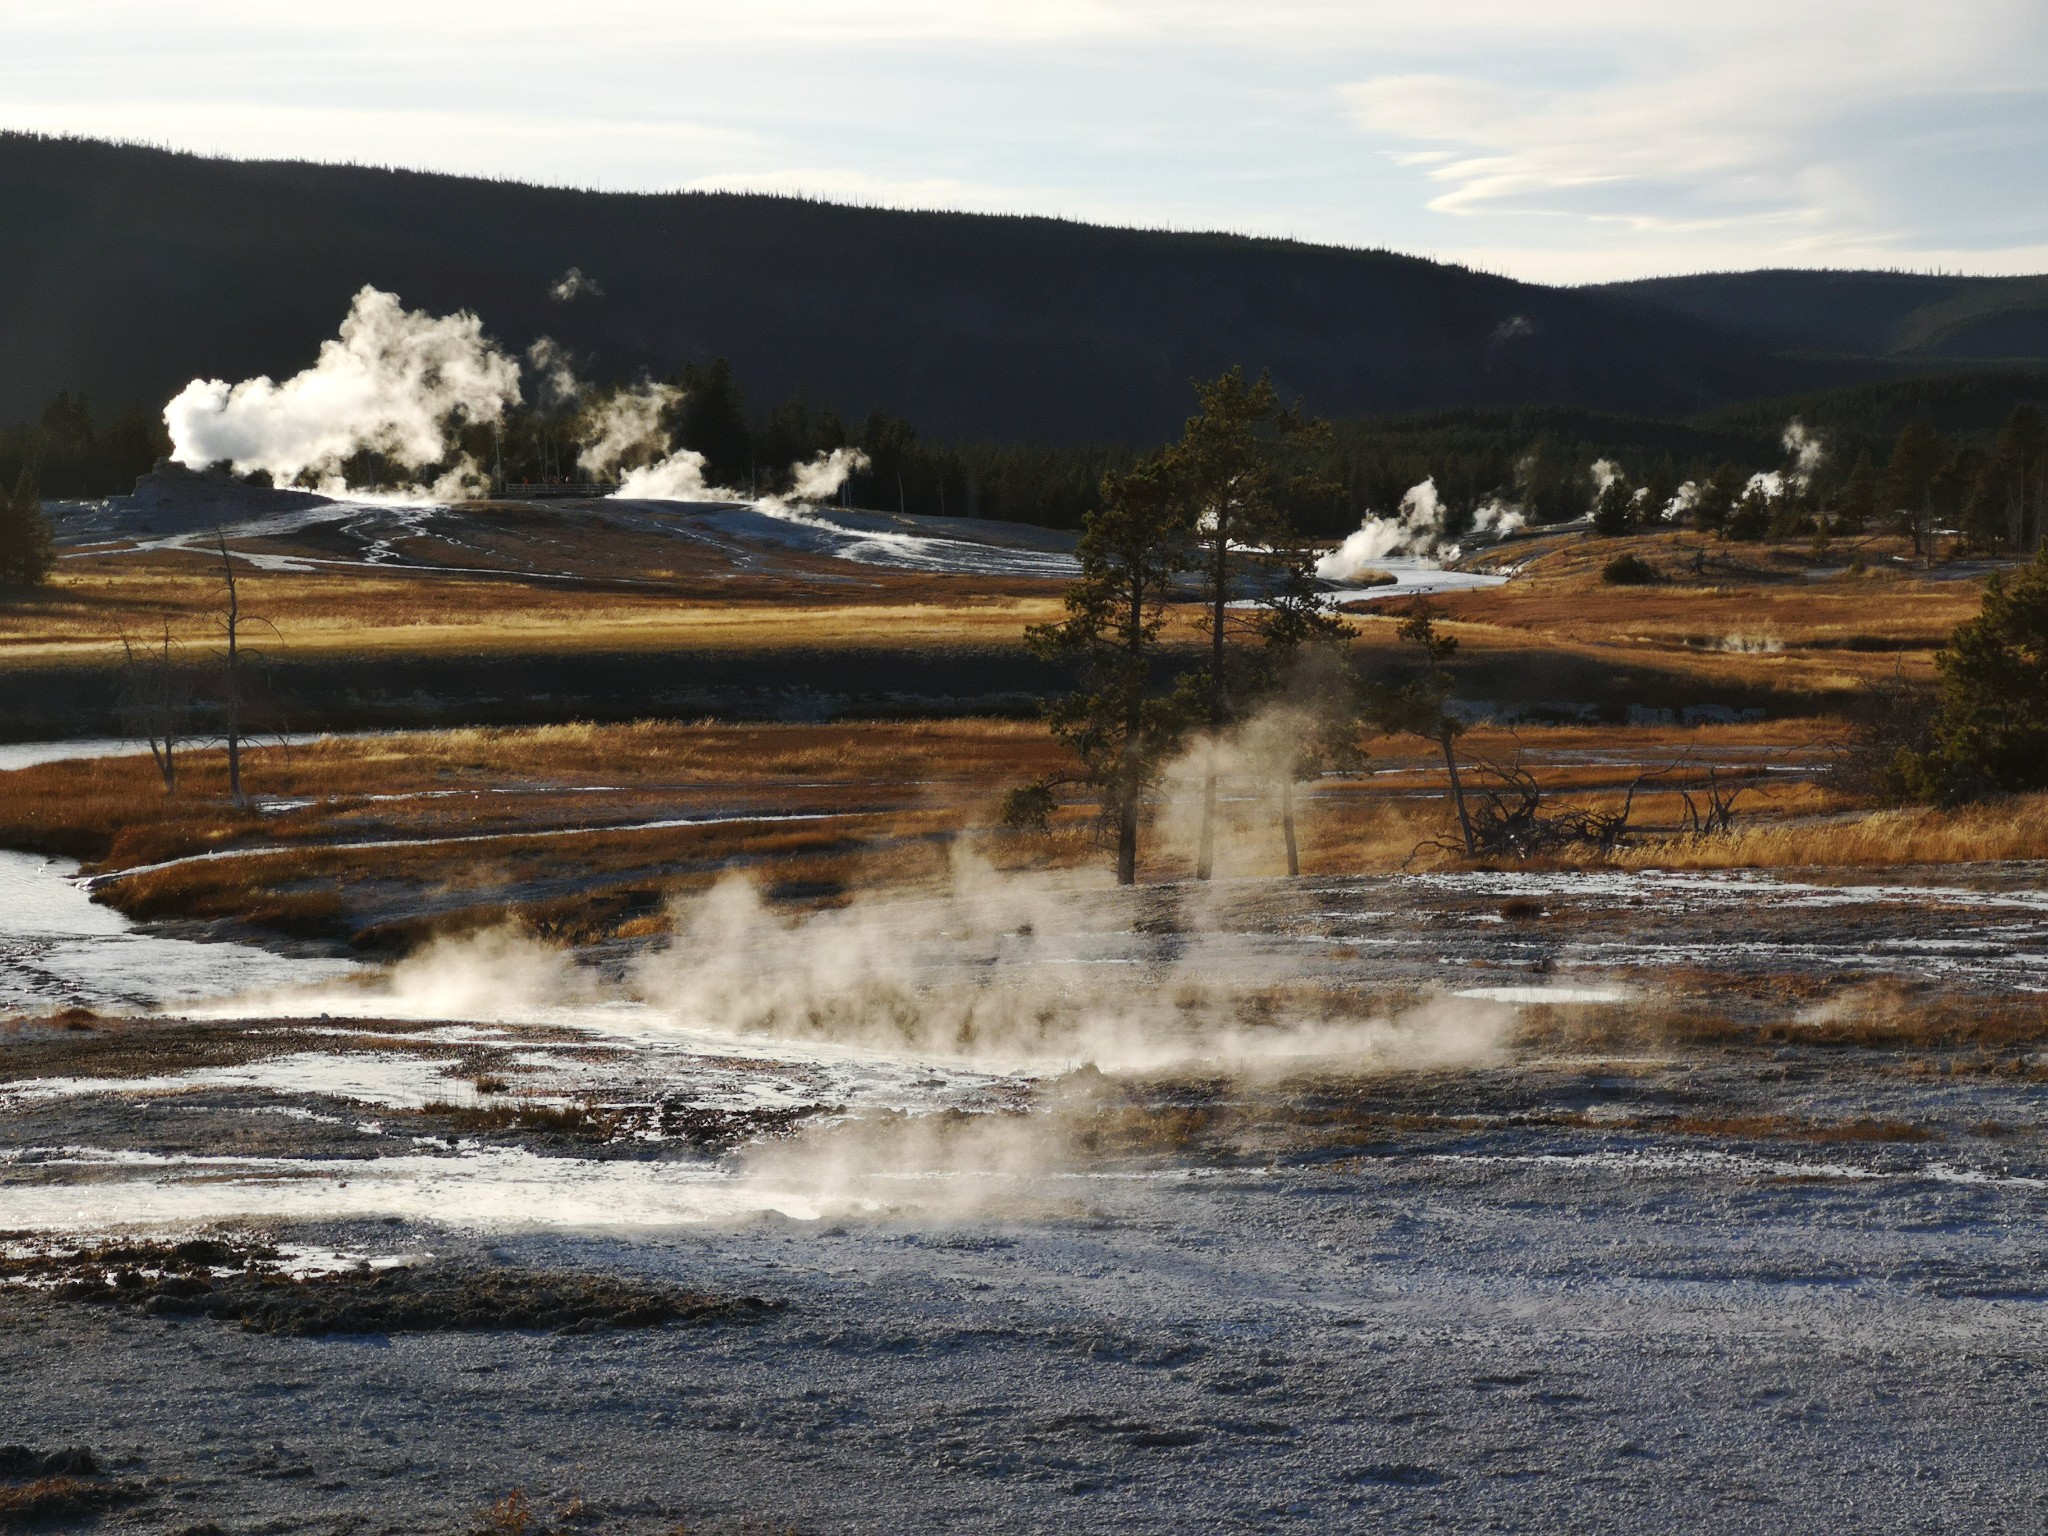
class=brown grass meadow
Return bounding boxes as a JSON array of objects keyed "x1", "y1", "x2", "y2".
[
  {"x1": 1, "y1": 515, "x2": 2034, "y2": 949},
  {"x1": 0, "y1": 707, "x2": 2039, "y2": 950},
  {"x1": 11, "y1": 528, "x2": 1994, "y2": 714}
]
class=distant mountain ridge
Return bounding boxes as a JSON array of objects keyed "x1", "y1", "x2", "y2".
[
  {"x1": 0, "y1": 135, "x2": 2027, "y2": 442},
  {"x1": 1596, "y1": 270, "x2": 2048, "y2": 363}
]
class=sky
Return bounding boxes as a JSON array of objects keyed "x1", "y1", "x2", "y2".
[{"x1": 6, "y1": 0, "x2": 2047, "y2": 285}]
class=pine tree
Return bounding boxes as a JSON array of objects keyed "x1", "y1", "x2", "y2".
[
  {"x1": 1837, "y1": 450, "x2": 1879, "y2": 535},
  {"x1": 859, "y1": 411, "x2": 918, "y2": 514},
  {"x1": 1593, "y1": 472, "x2": 1636, "y2": 537},
  {"x1": 1727, "y1": 482, "x2": 1772, "y2": 542},
  {"x1": 1174, "y1": 369, "x2": 1332, "y2": 879},
  {"x1": 1911, "y1": 548, "x2": 2048, "y2": 799},
  {"x1": 1235, "y1": 517, "x2": 1353, "y2": 876},
  {"x1": 1993, "y1": 406, "x2": 2045, "y2": 552},
  {"x1": 672, "y1": 358, "x2": 753, "y2": 490},
  {"x1": 1884, "y1": 420, "x2": 1949, "y2": 557},
  {"x1": 0, "y1": 470, "x2": 55, "y2": 587},
  {"x1": 1368, "y1": 602, "x2": 1475, "y2": 856},
  {"x1": 1026, "y1": 458, "x2": 1198, "y2": 885},
  {"x1": 1692, "y1": 463, "x2": 1745, "y2": 533}
]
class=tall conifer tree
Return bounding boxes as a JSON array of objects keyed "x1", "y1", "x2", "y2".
[{"x1": 0, "y1": 470, "x2": 55, "y2": 587}]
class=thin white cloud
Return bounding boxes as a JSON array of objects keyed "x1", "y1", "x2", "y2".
[
  {"x1": 1, "y1": 0, "x2": 2044, "y2": 281},
  {"x1": 1338, "y1": 0, "x2": 2048, "y2": 268}
]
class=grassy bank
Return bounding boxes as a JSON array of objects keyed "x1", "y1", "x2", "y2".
[{"x1": 8, "y1": 714, "x2": 2011, "y2": 953}]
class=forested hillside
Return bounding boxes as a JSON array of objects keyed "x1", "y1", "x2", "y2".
[
  {"x1": 1599, "y1": 270, "x2": 2048, "y2": 361},
  {"x1": 1, "y1": 134, "x2": 1887, "y2": 442}
]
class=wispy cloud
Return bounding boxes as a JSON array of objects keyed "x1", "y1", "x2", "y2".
[
  {"x1": 1338, "y1": 0, "x2": 2048, "y2": 271},
  {"x1": 2, "y1": 0, "x2": 2044, "y2": 281}
]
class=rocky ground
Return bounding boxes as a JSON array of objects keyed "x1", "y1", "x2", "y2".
[
  {"x1": 6, "y1": 863, "x2": 2048, "y2": 1532},
  {"x1": 9, "y1": 1100, "x2": 2048, "y2": 1534}
]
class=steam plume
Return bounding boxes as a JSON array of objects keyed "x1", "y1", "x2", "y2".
[
  {"x1": 526, "y1": 337, "x2": 582, "y2": 411},
  {"x1": 1783, "y1": 419, "x2": 1825, "y2": 481},
  {"x1": 1156, "y1": 704, "x2": 1319, "y2": 875},
  {"x1": 632, "y1": 851, "x2": 1513, "y2": 1076},
  {"x1": 787, "y1": 446, "x2": 871, "y2": 503},
  {"x1": 577, "y1": 382, "x2": 682, "y2": 479},
  {"x1": 1316, "y1": 477, "x2": 1523, "y2": 580},
  {"x1": 549, "y1": 267, "x2": 604, "y2": 302},
  {"x1": 612, "y1": 444, "x2": 869, "y2": 509},
  {"x1": 1744, "y1": 420, "x2": 1829, "y2": 503},
  {"x1": 615, "y1": 448, "x2": 724, "y2": 501},
  {"x1": 163, "y1": 287, "x2": 521, "y2": 497}
]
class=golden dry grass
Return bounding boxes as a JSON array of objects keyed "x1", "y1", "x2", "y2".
[
  {"x1": 0, "y1": 719, "x2": 1083, "y2": 943},
  {"x1": 1620, "y1": 795, "x2": 2048, "y2": 870},
  {"x1": 0, "y1": 554, "x2": 1070, "y2": 666},
  {"x1": 1410, "y1": 530, "x2": 1995, "y2": 694},
  {"x1": 0, "y1": 710, "x2": 2030, "y2": 947},
  {"x1": 1517, "y1": 979, "x2": 2048, "y2": 1055},
  {"x1": 15, "y1": 528, "x2": 1993, "y2": 712}
]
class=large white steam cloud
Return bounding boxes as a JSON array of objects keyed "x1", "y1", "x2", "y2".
[
  {"x1": 615, "y1": 449, "x2": 722, "y2": 501},
  {"x1": 164, "y1": 287, "x2": 522, "y2": 498},
  {"x1": 578, "y1": 381, "x2": 682, "y2": 480},
  {"x1": 1316, "y1": 477, "x2": 1523, "y2": 581},
  {"x1": 788, "y1": 446, "x2": 871, "y2": 503}
]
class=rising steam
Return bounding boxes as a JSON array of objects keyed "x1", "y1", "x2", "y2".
[
  {"x1": 1317, "y1": 477, "x2": 1523, "y2": 580},
  {"x1": 221, "y1": 855, "x2": 1511, "y2": 1080},
  {"x1": 577, "y1": 381, "x2": 682, "y2": 479},
  {"x1": 787, "y1": 446, "x2": 871, "y2": 503},
  {"x1": 164, "y1": 286, "x2": 522, "y2": 498},
  {"x1": 1783, "y1": 419, "x2": 1825, "y2": 481},
  {"x1": 1749, "y1": 419, "x2": 1827, "y2": 501},
  {"x1": 615, "y1": 449, "x2": 723, "y2": 501},
  {"x1": 549, "y1": 267, "x2": 604, "y2": 302},
  {"x1": 631, "y1": 849, "x2": 1511, "y2": 1076},
  {"x1": 525, "y1": 337, "x2": 582, "y2": 410},
  {"x1": 613, "y1": 444, "x2": 870, "y2": 507},
  {"x1": 1156, "y1": 704, "x2": 1321, "y2": 875}
]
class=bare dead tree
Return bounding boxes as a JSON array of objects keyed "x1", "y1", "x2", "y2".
[
  {"x1": 1678, "y1": 768, "x2": 1747, "y2": 839},
  {"x1": 1369, "y1": 603, "x2": 1475, "y2": 857},
  {"x1": 218, "y1": 534, "x2": 246, "y2": 801},
  {"x1": 118, "y1": 619, "x2": 188, "y2": 794},
  {"x1": 211, "y1": 533, "x2": 281, "y2": 805},
  {"x1": 1820, "y1": 661, "x2": 1936, "y2": 804},
  {"x1": 1441, "y1": 756, "x2": 1645, "y2": 859}
]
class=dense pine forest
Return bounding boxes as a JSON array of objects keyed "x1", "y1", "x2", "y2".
[{"x1": 0, "y1": 134, "x2": 1935, "y2": 440}]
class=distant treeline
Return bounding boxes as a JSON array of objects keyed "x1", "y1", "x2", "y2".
[
  {"x1": 0, "y1": 391, "x2": 168, "y2": 500},
  {"x1": 588, "y1": 361, "x2": 2048, "y2": 539},
  {"x1": 12, "y1": 364, "x2": 2047, "y2": 549}
]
